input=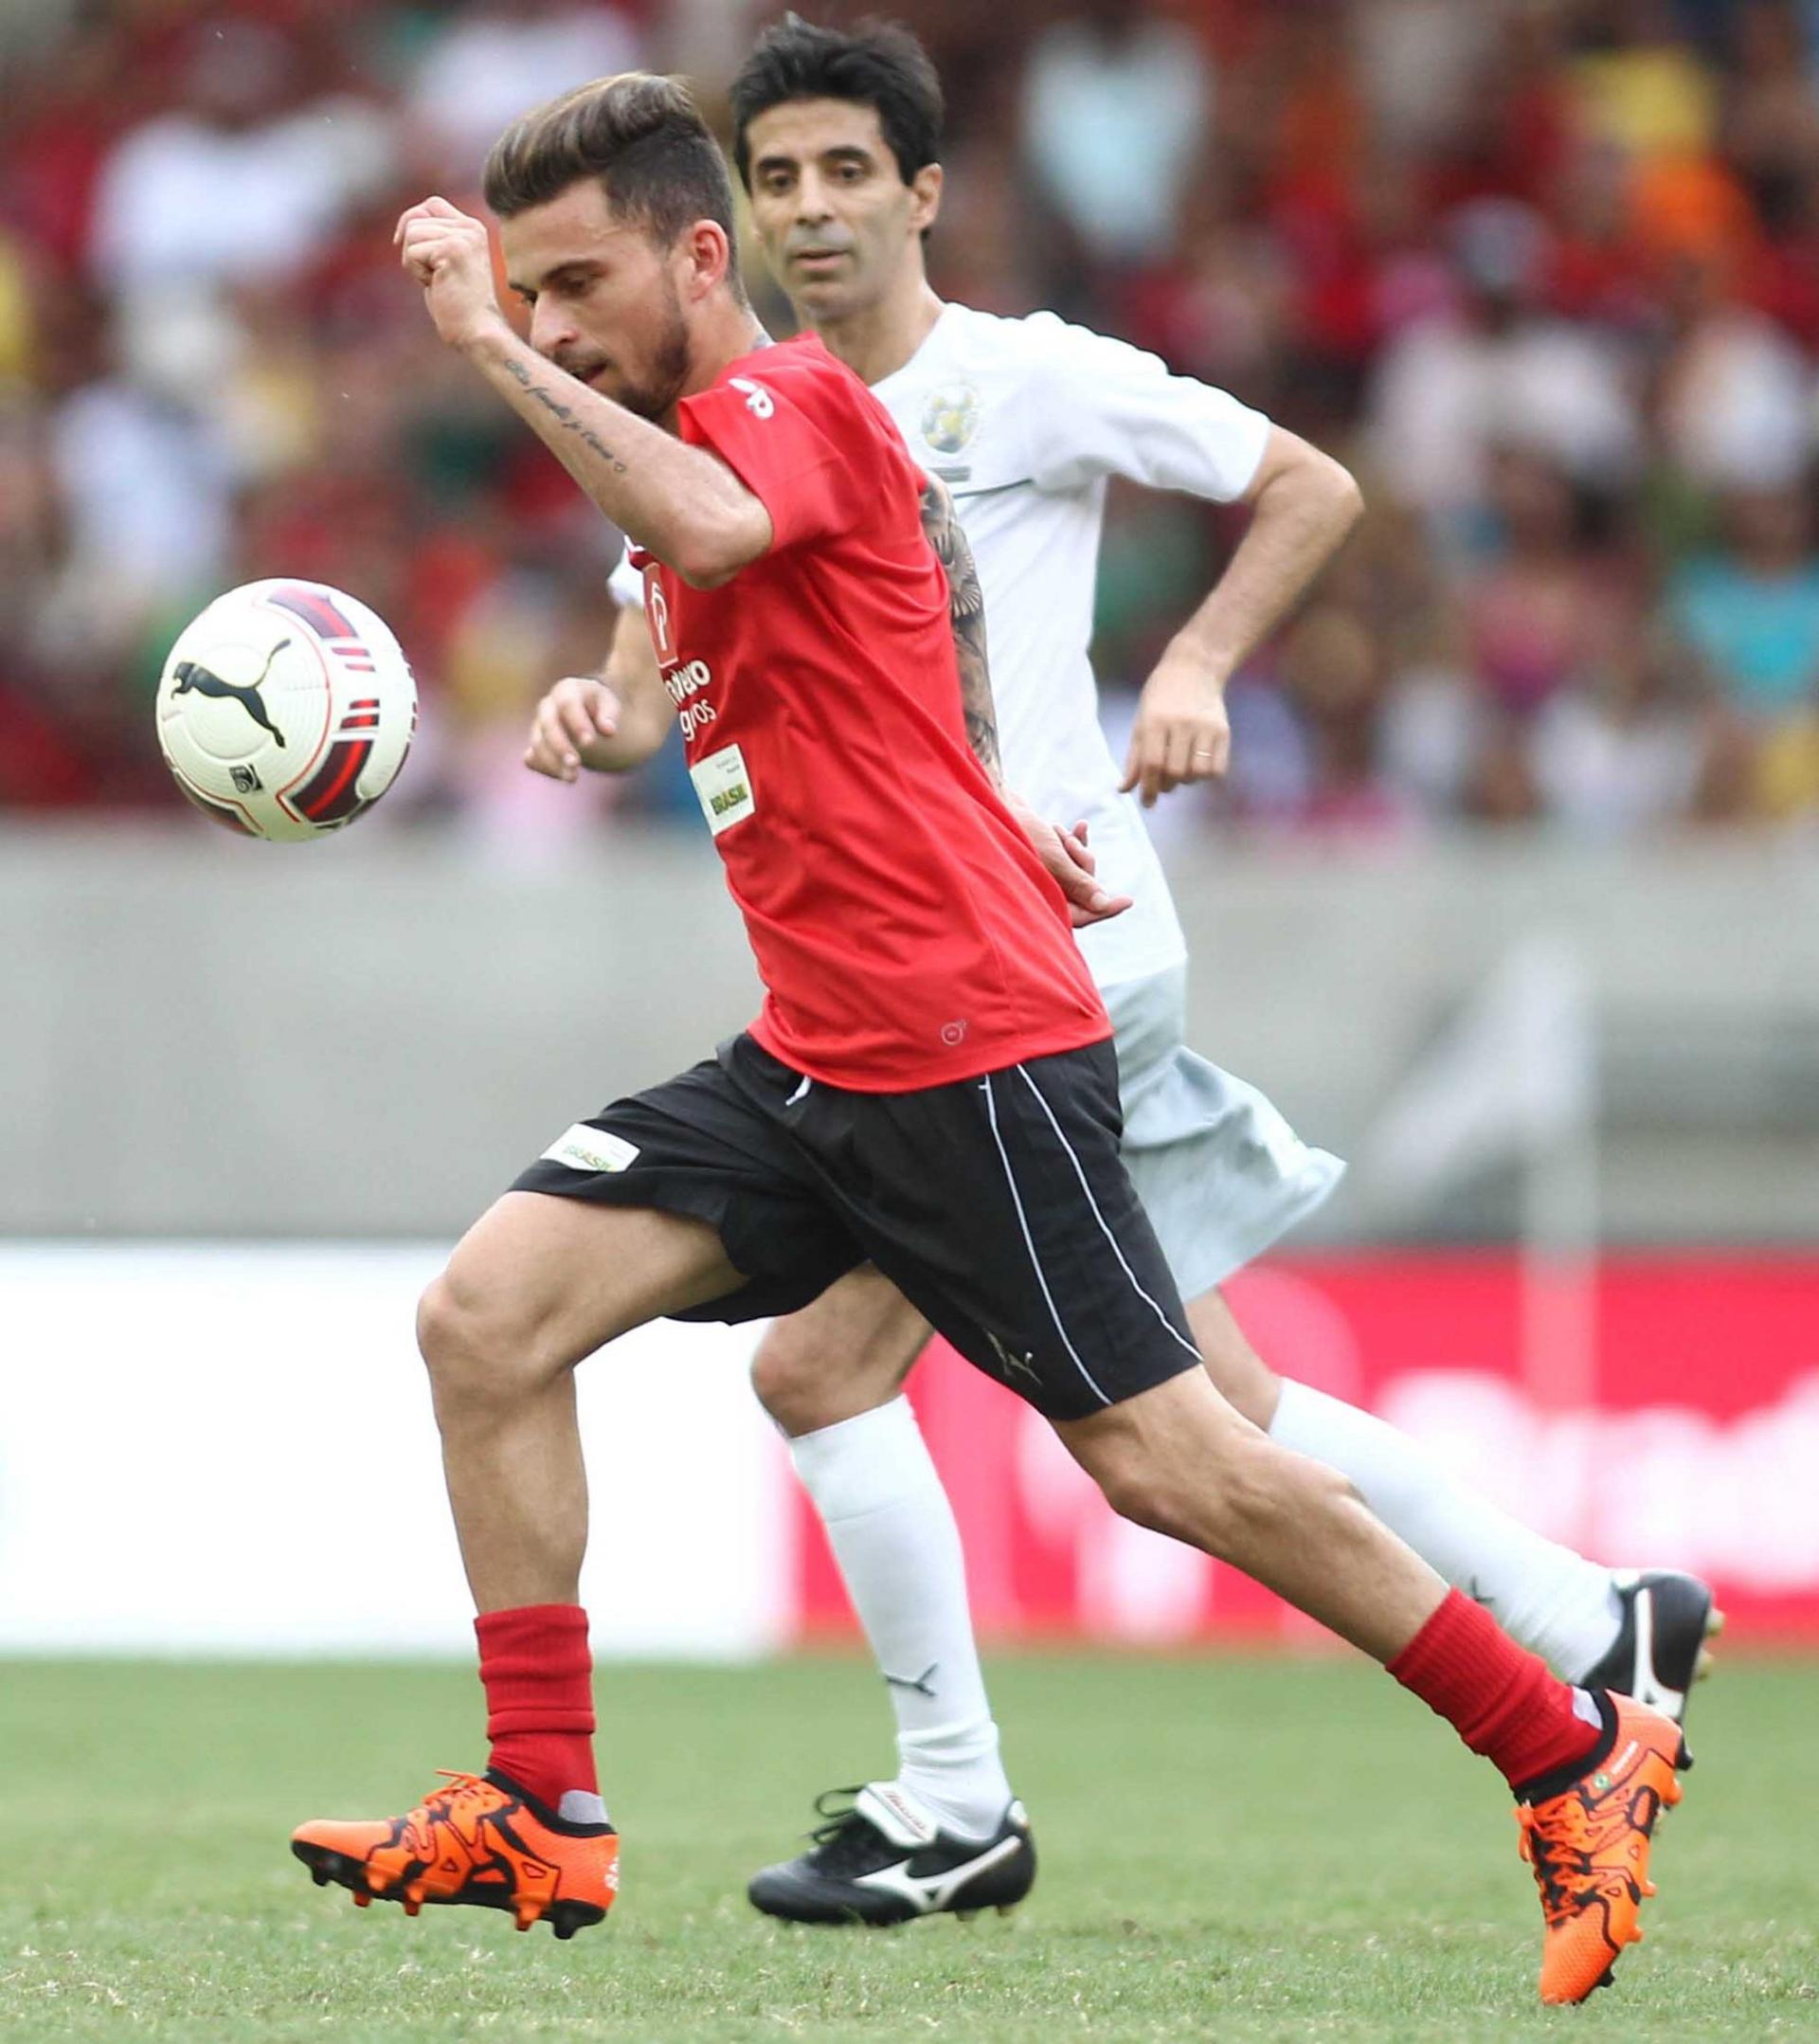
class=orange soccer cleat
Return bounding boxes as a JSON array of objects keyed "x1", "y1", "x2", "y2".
[
  {"x1": 1518, "y1": 1694, "x2": 1690, "y2": 2004},
  {"x1": 292, "y1": 1769, "x2": 618, "y2": 1940}
]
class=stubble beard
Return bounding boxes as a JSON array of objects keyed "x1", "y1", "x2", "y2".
[{"x1": 608, "y1": 276, "x2": 693, "y2": 424}]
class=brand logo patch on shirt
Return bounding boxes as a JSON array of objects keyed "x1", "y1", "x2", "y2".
[
  {"x1": 644, "y1": 570, "x2": 674, "y2": 660},
  {"x1": 690, "y1": 742, "x2": 756, "y2": 836},
  {"x1": 921, "y1": 381, "x2": 981, "y2": 454},
  {"x1": 541, "y1": 1124, "x2": 640, "y2": 1173}
]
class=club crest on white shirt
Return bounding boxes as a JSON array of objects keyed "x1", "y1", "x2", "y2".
[{"x1": 920, "y1": 381, "x2": 981, "y2": 455}]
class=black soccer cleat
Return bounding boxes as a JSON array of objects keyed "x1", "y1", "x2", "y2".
[
  {"x1": 747, "y1": 1782, "x2": 1036, "y2": 1926},
  {"x1": 1583, "y1": 1568, "x2": 1723, "y2": 1726}
]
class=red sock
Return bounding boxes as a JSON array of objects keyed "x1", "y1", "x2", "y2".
[
  {"x1": 1389, "y1": 1588, "x2": 1606, "y2": 1793},
  {"x1": 476, "y1": 1603, "x2": 598, "y2": 1813}
]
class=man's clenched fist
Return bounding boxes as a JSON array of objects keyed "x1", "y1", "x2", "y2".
[{"x1": 395, "y1": 196, "x2": 506, "y2": 353}]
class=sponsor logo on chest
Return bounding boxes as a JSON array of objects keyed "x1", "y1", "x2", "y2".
[
  {"x1": 643, "y1": 561, "x2": 722, "y2": 741},
  {"x1": 663, "y1": 656, "x2": 717, "y2": 741}
]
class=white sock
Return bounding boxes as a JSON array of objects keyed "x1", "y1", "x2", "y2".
[
  {"x1": 788, "y1": 1399, "x2": 1012, "y2": 1839},
  {"x1": 1269, "y1": 1379, "x2": 1622, "y2": 1681}
]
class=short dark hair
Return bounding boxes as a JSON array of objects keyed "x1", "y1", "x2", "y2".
[
  {"x1": 729, "y1": 15, "x2": 943, "y2": 191},
  {"x1": 484, "y1": 71, "x2": 741, "y2": 280}
]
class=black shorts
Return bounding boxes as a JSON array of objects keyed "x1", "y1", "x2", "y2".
[{"x1": 511, "y1": 1033, "x2": 1200, "y2": 1422}]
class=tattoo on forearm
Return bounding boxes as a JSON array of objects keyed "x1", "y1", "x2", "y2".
[
  {"x1": 919, "y1": 475, "x2": 1000, "y2": 781},
  {"x1": 497, "y1": 353, "x2": 628, "y2": 474}
]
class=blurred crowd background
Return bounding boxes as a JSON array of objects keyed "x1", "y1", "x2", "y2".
[{"x1": 9, "y1": 0, "x2": 1819, "y2": 844}]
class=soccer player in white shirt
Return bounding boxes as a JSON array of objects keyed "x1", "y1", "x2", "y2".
[{"x1": 536, "y1": 18, "x2": 1717, "y2": 1924}]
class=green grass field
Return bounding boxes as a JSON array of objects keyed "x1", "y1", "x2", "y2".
[{"x1": 2, "y1": 1653, "x2": 1814, "y2": 2043}]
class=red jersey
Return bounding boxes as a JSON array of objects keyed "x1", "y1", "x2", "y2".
[{"x1": 631, "y1": 334, "x2": 1108, "y2": 1092}]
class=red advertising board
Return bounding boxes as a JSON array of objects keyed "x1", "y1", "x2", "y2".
[{"x1": 789, "y1": 1255, "x2": 1819, "y2": 1645}]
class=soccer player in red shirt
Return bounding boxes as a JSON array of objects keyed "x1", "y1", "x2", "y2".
[{"x1": 292, "y1": 76, "x2": 1691, "y2": 2004}]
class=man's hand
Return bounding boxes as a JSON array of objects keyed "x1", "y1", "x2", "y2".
[
  {"x1": 1004, "y1": 796, "x2": 1132, "y2": 929},
  {"x1": 395, "y1": 196, "x2": 507, "y2": 353},
  {"x1": 1121, "y1": 643, "x2": 1233, "y2": 806},
  {"x1": 525, "y1": 675, "x2": 625, "y2": 783}
]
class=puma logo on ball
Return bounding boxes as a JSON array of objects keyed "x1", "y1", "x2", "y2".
[{"x1": 171, "y1": 639, "x2": 291, "y2": 746}]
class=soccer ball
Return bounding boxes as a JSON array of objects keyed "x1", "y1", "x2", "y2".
[{"x1": 155, "y1": 579, "x2": 417, "y2": 841}]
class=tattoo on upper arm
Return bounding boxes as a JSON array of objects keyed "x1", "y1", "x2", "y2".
[
  {"x1": 498, "y1": 353, "x2": 628, "y2": 474},
  {"x1": 919, "y1": 474, "x2": 1000, "y2": 781}
]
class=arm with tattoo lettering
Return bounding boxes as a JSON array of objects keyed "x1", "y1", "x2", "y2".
[
  {"x1": 918, "y1": 474, "x2": 1128, "y2": 928},
  {"x1": 918, "y1": 473, "x2": 1000, "y2": 785}
]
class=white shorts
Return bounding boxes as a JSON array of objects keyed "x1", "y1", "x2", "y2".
[{"x1": 1105, "y1": 966, "x2": 1345, "y2": 1303}]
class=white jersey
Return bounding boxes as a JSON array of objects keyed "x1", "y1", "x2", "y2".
[{"x1": 612, "y1": 300, "x2": 1270, "y2": 988}]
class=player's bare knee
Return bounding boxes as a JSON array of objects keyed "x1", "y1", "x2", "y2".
[
  {"x1": 1085, "y1": 1438, "x2": 1193, "y2": 1541},
  {"x1": 1114, "y1": 1471, "x2": 1268, "y2": 1555},
  {"x1": 1082, "y1": 1404, "x2": 1297, "y2": 1552},
  {"x1": 747, "y1": 1319, "x2": 826, "y2": 1434},
  {"x1": 749, "y1": 1334, "x2": 895, "y2": 1437},
  {"x1": 749, "y1": 1296, "x2": 916, "y2": 1437},
  {"x1": 416, "y1": 1274, "x2": 545, "y2": 1415},
  {"x1": 1098, "y1": 1468, "x2": 1180, "y2": 1539},
  {"x1": 415, "y1": 1275, "x2": 483, "y2": 1398},
  {"x1": 1214, "y1": 1432, "x2": 1355, "y2": 1548}
]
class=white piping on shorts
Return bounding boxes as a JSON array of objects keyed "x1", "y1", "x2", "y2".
[
  {"x1": 1013, "y1": 1062, "x2": 1202, "y2": 1367},
  {"x1": 981, "y1": 1072, "x2": 1113, "y2": 1407}
]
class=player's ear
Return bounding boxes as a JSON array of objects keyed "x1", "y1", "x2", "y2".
[
  {"x1": 909, "y1": 162, "x2": 943, "y2": 238},
  {"x1": 681, "y1": 219, "x2": 733, "y2": 302}
]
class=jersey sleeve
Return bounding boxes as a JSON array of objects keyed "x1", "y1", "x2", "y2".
[
  {"x1": 678, "y1": 367, "x2": 867, "y2": 553},
  {"x1": 1021, "y1": 314, "x2": 1271, "y2": 502}
]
